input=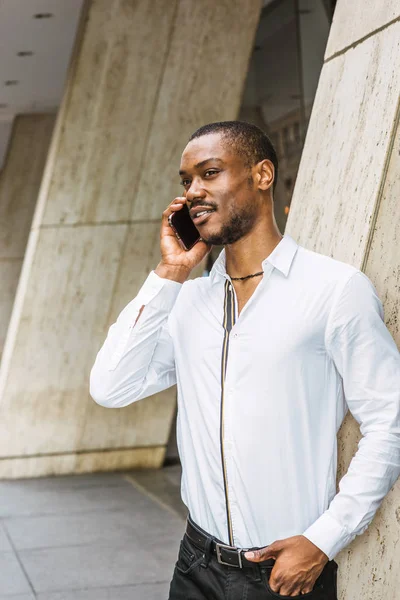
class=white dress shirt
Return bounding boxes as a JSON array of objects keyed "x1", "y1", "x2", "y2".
[{"x1": 90, "y1": 235, "x2": 400, "y2": 560}]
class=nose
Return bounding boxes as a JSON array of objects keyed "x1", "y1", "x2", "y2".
[{"x1": 186, "y1": 177, "x2": 206, "y2": 202}]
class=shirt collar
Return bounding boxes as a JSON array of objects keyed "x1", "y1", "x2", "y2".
[{"x1": 209, "y1": 234, "x2": 298, "y2": 283}]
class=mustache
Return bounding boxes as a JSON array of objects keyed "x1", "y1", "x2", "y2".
[{"x1": 188, "y1": 201, "x2": 217, "y2": 211}]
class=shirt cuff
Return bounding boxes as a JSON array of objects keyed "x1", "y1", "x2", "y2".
[
  {"x1": 302, "y1": 512, "x2": 352, "y2": 560},
  {"x1": 136, "y1": 270, "x2": 182, "y2": 306}
]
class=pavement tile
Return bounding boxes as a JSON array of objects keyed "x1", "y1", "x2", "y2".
[
  {"x1": 0, "y1": 552, "x2": 32, "y2": 596},
  {"x1": 0, "y1": 478, "x2": 146, "y2": 518},
  {"x1": 37, "y1": 581, "x2": 170, "y2": 599},
  {"x1": 0, "y1": 473, "x2": 124, "y2": 492},
  {"x1": 127, "y1": 468, "x2": 187, "y2": 520},
  {"x1": 19, "y1": 543, "x2": 178, "y2": 593},
  {"x1": 5, "y1": 507, "x2": 183, "y2": 550},
  {"x1": 0, "y1": 595, "x2": 35, "y2": 600},
  {"x1": 0, "y1": 522, "x2": 13, "y2": 552},
  {"x1": 1, "y1": 467, "x2": 184, "y2": 596}
]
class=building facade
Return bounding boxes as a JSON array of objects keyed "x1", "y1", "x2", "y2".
[{"x1": 0, "y1": 1, "x2": 398, "y2": 597}]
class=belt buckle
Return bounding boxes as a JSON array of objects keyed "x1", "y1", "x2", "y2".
[{"x1": 215, "y1": 542, "x2": 243, "y2": 568}]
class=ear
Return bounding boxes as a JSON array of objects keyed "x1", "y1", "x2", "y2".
[{"x1": 257, "y1": 159, "x2": 274, "y2": 192}]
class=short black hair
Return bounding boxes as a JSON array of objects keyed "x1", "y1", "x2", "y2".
[{"x1": 189, "y1": 121, "x2": 278, "y2": 191}]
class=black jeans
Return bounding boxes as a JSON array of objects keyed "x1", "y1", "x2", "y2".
[{"x1": 168, "y1": 531, "x2": 338, "y2": 600}]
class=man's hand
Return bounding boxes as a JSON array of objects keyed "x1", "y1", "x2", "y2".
[
  {"x1": 245, "y1": 535, "x2": 328, "y2": 597},
  {"x1": 155, "y1": 197, "x2": 212, "y2": 283}
]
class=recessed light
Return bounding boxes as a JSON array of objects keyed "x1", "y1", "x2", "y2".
[
  {"x1": 4, "y1": 80, "x2": 19, "y2": 86},
  {"x1": 33, "y1": 13, "x2": 53, "y2": 19},
  {"x1": 17, "y1": 51, "x2": 34, "y2": 57}
]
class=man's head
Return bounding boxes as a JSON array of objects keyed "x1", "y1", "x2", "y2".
[{"x1": 179, "y1": 121, "x2": 278, "y2": 246}]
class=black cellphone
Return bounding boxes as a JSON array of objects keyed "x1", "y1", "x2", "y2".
[{"x1": 168, "y1": 204, "x2": 201, "y2": 250}]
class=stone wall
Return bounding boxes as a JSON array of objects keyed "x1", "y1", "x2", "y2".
[
  {"x1": 286, "y1": 2, "x2": 400, "y2": 597},
  {"x1": 0, "y1": 0, "x2": 262, "y2": 478},
  {"x1": 0, "y1": 114, "x2": 55, "y2": 359}
]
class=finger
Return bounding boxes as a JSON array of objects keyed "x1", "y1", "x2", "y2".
[
  {"x1": 269, "y1": 574, "x2": 302, "y2": 597},
  {"x1": 161, "y1": 200, "x2": 187, "y2": 226},
  {"x1": 169, "y1": 196, "x2": 186, "y2": 207},
  {"x1": 245, "y1": 547, "x2": 272, "y2": 562},
  {"x1": 169, "y1": 203, "x2": 185, "y2": 212},
  {"x1": 162, "y1": 200, "x2": 185, "y2": 215},
  {"x1": 245, "y1": 542, "x2": 280, "y2": 562},
  {"x1": 276, "y1": 582, "x2": 301, "y2": 596}
]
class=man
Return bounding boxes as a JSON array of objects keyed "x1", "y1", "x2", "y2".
[{"x1": 90, "y1": 121, "x2": 400, "y2": 599}]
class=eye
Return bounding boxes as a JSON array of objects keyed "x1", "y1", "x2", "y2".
[
  {"x1": 180, "y1": 179, "x2": 191, "y2": 187},
  {"x1": 204, "y1": 169, "x2": 219, "y2": 178}
]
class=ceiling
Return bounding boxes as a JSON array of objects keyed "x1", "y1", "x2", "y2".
[
  {"x1": 0, "y1": 0, "x2": 329, "y2": 170},
  {"x1": 0, "y1": 0, "x2": 84, "y2": 167}
]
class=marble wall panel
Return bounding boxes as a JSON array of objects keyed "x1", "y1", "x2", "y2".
[
  {"x1": 41, "y1": 0, "x2": 178, "y2": 226},
  {"x1": 0, "y1": 0, "x2": 261, "y2": 476},
  {"x1": 0, "y1": 225, "x2": 127, "y2": 457},
  {"x1": 131, "y1": 0, "x2": 263, "y2": 221},
  {"x1": 106, "y1": 221, "x2": 162, "y2": 319},
  {"x1": 0, "y1": 260, "x2": 22, "y2": 357},
  {"x1": 81, "y1": 220, "x2": 206, "y2": 452},
  {"x1": 286, "y1": 22, "x2": 400, "y2": 267},
  {"x1": 364, "y1": 117, "x2": 400, "y2": 347},
  {"x1": 0, "y1": 446, "x2": 165, "y2": 479},
  {"x1": 0, "y1": 115, "x2": 55, "y2": 259},
  {"x1": 331, "y1": 108, "x2": 400, "y2": 600},
  {"x1": 326, "y1": 1, "x2": 400, "y2": 59},
  {"x1": 81, "y1": 222, "x2": 175, "y2": 451},
  {"x1": 81, "y1": 392, "x2": 176, "y2": 450},
  {"x1": 0, "y1": 114, "x2": 54, "y2": 358},
  {"x1": 287, "y1": 3, "x2": 400, "y2": 596}
]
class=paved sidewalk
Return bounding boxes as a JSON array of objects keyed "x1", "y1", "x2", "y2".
[{"x1": 0, "y1": 465, "x2": 186, "y2": 599}]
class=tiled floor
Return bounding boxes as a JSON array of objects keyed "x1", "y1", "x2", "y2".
[{"x1": 0, "y1": 465, "x2": 185, "y2": 599}]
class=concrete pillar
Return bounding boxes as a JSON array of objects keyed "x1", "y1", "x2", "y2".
[
  {"x1": 286, "y1": 3, "x2": 400, "y2": 598},
  {"x1": 0, "y1": 0, "x2": 262, "y2": 478},
  {"x1": 0, "y1": 114, "x2": 55, "y2": 359}
]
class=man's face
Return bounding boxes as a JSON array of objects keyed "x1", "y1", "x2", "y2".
[{"x1": 179, "y1": 133, "x2": 260, "y2": 245}]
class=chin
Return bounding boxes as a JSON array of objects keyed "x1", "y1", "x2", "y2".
[{"x1": 199, "y1": 227, "x2": 223, "y2": 245}]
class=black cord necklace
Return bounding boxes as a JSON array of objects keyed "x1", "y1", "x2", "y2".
[{"x1": 230, "y1": 271, "x2": 264, "y2": 281}]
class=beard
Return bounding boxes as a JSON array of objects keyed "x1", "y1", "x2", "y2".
[{"x1": 201, "y1": 203, "x2": 257, "y2": 246}]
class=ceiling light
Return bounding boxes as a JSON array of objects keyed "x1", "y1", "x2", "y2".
[
  {"x1": 17, "y1": 51, "x2": 34, "y2": 57},
  {"x1": 4, "y1": 80, "x2": 19, "y2": 86},
  {"x1": 33, "y1": 13, "x2": 53, "y2": 19}
]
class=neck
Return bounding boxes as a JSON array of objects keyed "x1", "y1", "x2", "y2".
[{"x1": 225, "y1": 209, "x2": 282, "y2": 279}]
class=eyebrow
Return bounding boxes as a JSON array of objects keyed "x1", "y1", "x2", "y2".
[{"x1": 179, "y1": 157, "x2": 223, "y2": 176}]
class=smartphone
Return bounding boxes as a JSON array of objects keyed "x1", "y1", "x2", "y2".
[{"x1": 168, "y1": 203, "x2": 201, "y2": 250}]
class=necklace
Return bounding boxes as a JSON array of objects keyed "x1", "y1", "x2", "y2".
[{"x1": 230, "y1": 271, "x2": 264, "y2": 281}]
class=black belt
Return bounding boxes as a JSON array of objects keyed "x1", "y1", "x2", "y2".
[{"x1": 186, "y1": 517, "x2": 275, "y2": 569}]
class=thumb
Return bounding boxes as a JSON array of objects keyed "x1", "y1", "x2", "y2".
[{"x1": 244, "y1": 541, "x2": 281, "y2": 562}]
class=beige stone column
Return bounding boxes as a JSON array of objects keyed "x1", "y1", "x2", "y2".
[
  {"x1": 0, "y1": 0, "x2": 262, "y2": 478},
  {"x1": 286, "y1": 3, "x2": 400, "y2": 598},
  {"x1": 0, "y1": 114, "x2": 55, "y2": 359}
]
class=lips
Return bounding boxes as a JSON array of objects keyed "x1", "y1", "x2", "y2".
[{"x1": 190, "y1": 207, "x2": 216, "y2": 226}]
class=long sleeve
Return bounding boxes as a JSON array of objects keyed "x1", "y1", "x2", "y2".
[
  {"x1": 90, "y1": 271, "x2": 182, "y2": 408},
  {"x1": 303, "y1": 271, "x2": 400, "y2": 560}
]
